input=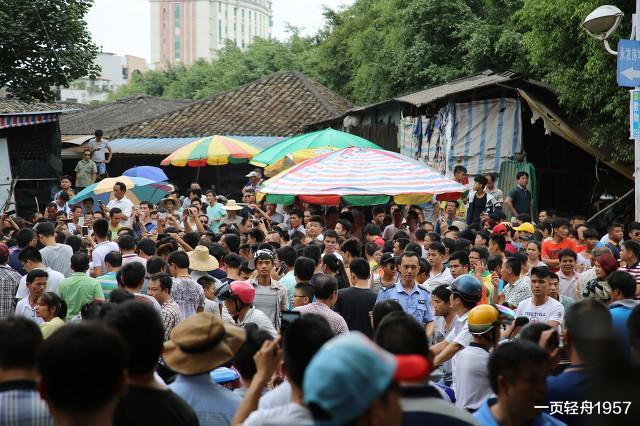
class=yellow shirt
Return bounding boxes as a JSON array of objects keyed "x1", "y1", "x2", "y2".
[
  {"x1": 40, "y1": 317, "x2": 65, "y2": 338},
  {"x1": 108, "y1": 223, "x2": 122, "y2": 240}
]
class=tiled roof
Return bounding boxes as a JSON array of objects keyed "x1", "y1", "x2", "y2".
[
  {"x1": 0, "y1": 99, "x2": 80, "y2": 115},
  {"x1": 59, "y1": 95, "x2": 192, "y2": 135},
  {"x1": 110, "y1": 71, "x2": 356, "y2": 138}
]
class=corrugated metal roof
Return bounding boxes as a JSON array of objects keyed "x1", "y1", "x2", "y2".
[
  {"x1": 394, "y1": 71, "x2": 511, "y2": 107},
  {"x1": 63, "y1": 135, "x2": 285, "y2": 157}
]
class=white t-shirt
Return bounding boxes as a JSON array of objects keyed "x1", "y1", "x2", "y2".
[
  {"x1": 16, "y1": 267, "x2": 65, "y2": 299},
  {"x1": 258, "y1": 380, "x2": 292, "y2": 409},
  {"x1": 15, "y1": 298, "x2": 44, "y2": 324},
  {"x1": 426, "y1": 268, "x2": 453, "y2": 291},
  {"x1": 239, "y1": 306, "x2": 278, "y2": 338},
  {"x1": 91, "y1": 241, "x2": 119, "y2": 276},
  {"x1": 132, "y1": 292, "x2": 162, "y2": 313},
  {"x1": 244, "y1": 403, "x2": 313, "y2": 426},
  {"x1": 121, "y1": 254, "x2": 147, "y2": 267},
  {"x1": 453, "y1": 344, "x2": 493, "y2": 410},
  {"x1": 88, "y1": 138, "x2": 111, "y2": 163},
  {"x1": 445, "y1": 312, "x2": 472, "y2": 390},
  {"x1": 576, "y1": 252, "x2": 591, "y2": 273},
  {"x1": 40, "y1": 244, "x2": 73, "y2": 277},
  {"x1": 107, "y1": 197, "x2": 134, "y2": 225},
  {"x1": 516, "y1": 297, "x2": 564, "y2": 325}
]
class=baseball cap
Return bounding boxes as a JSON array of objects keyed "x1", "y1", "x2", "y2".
[
  {"x1": 303, "y1": 333, "x2": 429, "y2": 425},
  {"x1": 247, "y1": 248, "x2": 275, "y2": 269},
  {"x1": 379, "y1": 252, "x2": 396, "y2": 266},
  {"x1": 492, "y1": 223, "x2": 509, "y2": 235},
  {"x1": 513, "y1": 222, "x2": 535, "y2": 234},
  {"x1": 245, "y1": 171, "x2": 261, "y2": 178}
]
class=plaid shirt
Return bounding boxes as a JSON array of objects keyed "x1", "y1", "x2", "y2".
[
  {"x1": 0, "y1": 380, "x2": 53, "y2": 425},
  {"x1": 0, "y1": 264, "x2": 21, "y2": 318},
  {"x1": 294, "y1": 302, "x2": 349, "y2": 336},
  {"x1": 161, "y1": 298, "x2": 182, "y2": 341},
  {"x1": 502, "y1": 277, "x2": 532, "y2": 308}
]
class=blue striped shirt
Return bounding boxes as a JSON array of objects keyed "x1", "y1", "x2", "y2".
[{"x1": 0, "y1": 380, "x2": 53, "y2": 425}]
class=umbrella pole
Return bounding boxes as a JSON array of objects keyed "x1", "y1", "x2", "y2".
[
  {"x1": 216, "y1": 167, "x2": 220, "y2": 193},
  {"x1": 195, "y1": 164, "x2": 201, "y2": 183}
]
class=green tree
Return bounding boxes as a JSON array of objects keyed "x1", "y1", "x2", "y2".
[
  {"x1": 111, "y1": 36, "x2": 316, "y2": 101},
  {"x1": 306, "y1": 0, "x2": 525, "y2": 104},
  {"x1": 0, "y1": 0, "x2": 100, "y2": 101},
  {"x1": 517, "y1": 0, "x2": 630, "y2": 160}
]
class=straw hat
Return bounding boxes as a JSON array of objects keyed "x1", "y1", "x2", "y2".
[
  {"x1": 158, "y1": 197, "x2": 178, "y2": 209},
  {"x1": 188, "y1": 245, "x2": 219, "y2": 271},
  {"x1": 163, "y1": 312, "x2": 246, "y2": 375},
  {"x1": 224, "y1": 199, "x2": 243, "y2": 211}
]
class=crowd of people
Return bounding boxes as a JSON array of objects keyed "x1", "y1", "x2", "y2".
[{"x1": 1, "y1": 166, "x2": 640, "y2": 425}]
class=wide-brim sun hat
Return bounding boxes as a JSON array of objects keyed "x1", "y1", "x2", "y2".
[
  {"x1": 188, "y1": 245, "x2": 220, "y2": 271},
  {"x1": 224, "y1": 200, "x2": 243, "y2": 211},
  {"x1": 158, "y1": 197, "x2": 178, "y2": 209},
  {"x1": 163, "y1": 312, "x2": 246, "y2": 375}
]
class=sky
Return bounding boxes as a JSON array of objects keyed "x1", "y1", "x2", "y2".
[{"x1": 85, "y1": 0, "x2": 355, "y2": 62}]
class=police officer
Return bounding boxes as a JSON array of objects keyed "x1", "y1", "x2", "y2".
[{"x1": 376, "y1": 251, "x2": 434, "y2": 336}]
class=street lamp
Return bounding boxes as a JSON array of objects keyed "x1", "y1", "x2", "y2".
[
  {"x1": 583, "y1": 3, "x2": 640, "y2": 221},
  {"x1": 583, "y1": 5, "x2": 624, "y2": 55}
]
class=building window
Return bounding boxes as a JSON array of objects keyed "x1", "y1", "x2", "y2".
[
  {"x1": 234, "y1": 7, "x2": 237, "y2": 16},
  {"x1": 175, "y1": 35, "x2": 180, "y2": 60},
  {"x1": 219, "y1": 20, "x2": 222, "y2": 41},
  {"x1": 174, "y1": 3, "x2": 180, "y2": 27},
  {"x1": 234, "y1": 23, "x2": 236, "y2": 33},
  {"x1": 218, "y1": 1, "x2": 221, "y2": 12},
  {"x1": 241, "y1": 9, "x2": 244, "y2": 18}
]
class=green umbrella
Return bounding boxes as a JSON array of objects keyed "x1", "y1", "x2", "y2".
[{"x1": 250, "y1": 128, "x2": 379, "y2": 167}]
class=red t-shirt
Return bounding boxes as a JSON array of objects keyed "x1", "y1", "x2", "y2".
[{"x1": 541, "y1": 238, "x2": 578, "y2": 271}]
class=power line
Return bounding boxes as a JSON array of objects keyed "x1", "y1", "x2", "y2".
[{"x1": 29, "y1": 0, "x2": 85, "y2": 101}]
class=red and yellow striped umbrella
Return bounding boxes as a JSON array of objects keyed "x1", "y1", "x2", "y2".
[{"x1": 160, "y1": 135, "x2": 260, "y2": 167}]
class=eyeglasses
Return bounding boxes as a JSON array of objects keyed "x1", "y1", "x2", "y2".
[
  {"x1": 83, "y1": 154, "x2": 91, "y2": 157},
  {"x1": 293, "y1": 294, "x2": 306, "y2": 298}
]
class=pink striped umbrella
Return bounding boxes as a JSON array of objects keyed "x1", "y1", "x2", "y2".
[{"x1": 258, "y1": 147, "x2": 465, "y2": 205}]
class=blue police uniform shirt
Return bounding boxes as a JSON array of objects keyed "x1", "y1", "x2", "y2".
[{"x1": 375, "y1": 281, "x2": 434, "y2": 325}]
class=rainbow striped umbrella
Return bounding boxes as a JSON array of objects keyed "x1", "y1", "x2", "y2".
[
  {"x1": 263, "y1": 146, "x2": 339, "y2": 177},
  {"x1": 68, "y1": 177, "x2": 173, "y2": 205},
  {"x1": 258, "y1": 147, "x2": 465, "y2": 206},
  {"x1": 160, "y1": 135, "x2": 260, "y2": 167}
]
